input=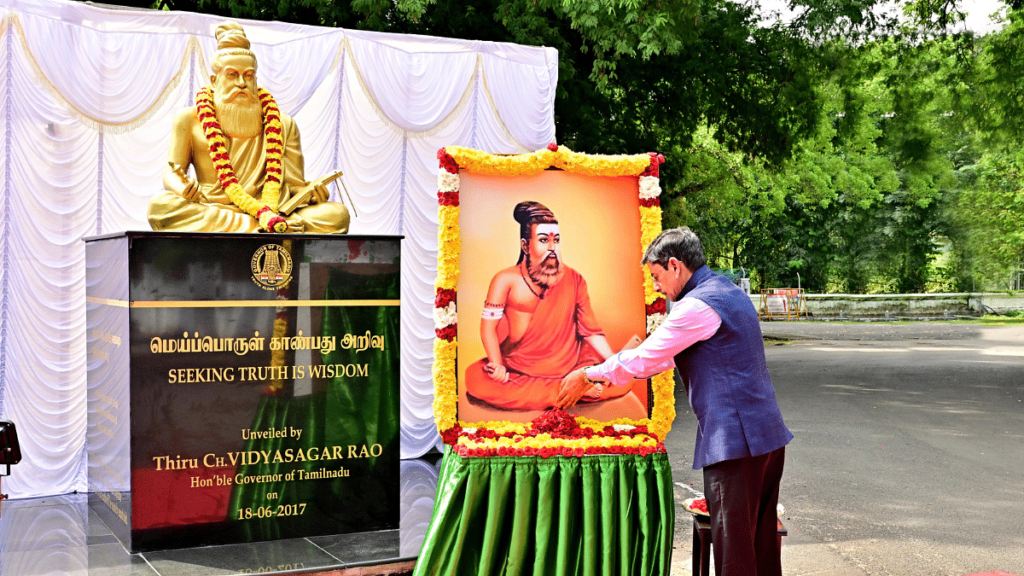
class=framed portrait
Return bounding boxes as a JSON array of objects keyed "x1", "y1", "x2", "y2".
[{"x1": 433, "y1": 146, "x2": 675, "y2": 456}]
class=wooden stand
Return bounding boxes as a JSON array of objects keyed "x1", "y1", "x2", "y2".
[
  {"x1": 691, "y1": 514, "x2": 787, "y2": 576},
  {"x1": 0, "y1": 475, "x2": 7, "y2": 518}
]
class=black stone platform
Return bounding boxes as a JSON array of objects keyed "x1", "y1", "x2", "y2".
[
  {"x1": 85, "y1": 232, "x2": 403, "y2": 552},
  {"x1": 0, "y1": 457, "x2": 440, "y2": 576}
]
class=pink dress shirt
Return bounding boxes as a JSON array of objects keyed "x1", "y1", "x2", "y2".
[{"x1": 585, "y1": 298, "x2": 722, "y2": 386}]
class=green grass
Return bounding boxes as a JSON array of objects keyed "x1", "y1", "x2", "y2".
[
  {"x1": 973, "y1": 314, "x2": 1024, "y2": 325},
  {"x1": 763, "y1": 315, "x2": 1024, "y2": 326}
]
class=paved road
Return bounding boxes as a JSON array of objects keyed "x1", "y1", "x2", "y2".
[{"x1": 666, "y1": 321, "x2": 1024, "y2": 576}]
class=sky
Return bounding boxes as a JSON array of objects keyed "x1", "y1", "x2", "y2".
[
  {"x1": 756, "y1": 0, "x2": 1007, "y2": 34},
  {"x1": 959, "y1": 0, "x2": 1007, "y2": 33}
]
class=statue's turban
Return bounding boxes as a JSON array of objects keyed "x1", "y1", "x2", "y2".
[{"x1": 215, "y1": 22, "x2": 250, "y2": 52}]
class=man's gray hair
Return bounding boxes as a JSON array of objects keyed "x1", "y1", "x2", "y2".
[{"x1": 642, "y1": 227, "x2": 707, "y2": 272}]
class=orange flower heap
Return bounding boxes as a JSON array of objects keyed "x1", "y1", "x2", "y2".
[{"x1": 195, "y1": 86, "x2": 287, "y2": 233}]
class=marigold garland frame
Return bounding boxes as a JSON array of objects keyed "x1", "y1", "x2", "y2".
[{"x1": 432, "y1": 144, "x2": 674, "y2": 458}]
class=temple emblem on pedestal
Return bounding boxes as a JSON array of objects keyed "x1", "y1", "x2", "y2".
[{"x1": 251, "y1": 244, "x2": 292, "y2": 289}]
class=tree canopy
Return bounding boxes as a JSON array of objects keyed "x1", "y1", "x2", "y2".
[{"x1": 141, "y1": 0, "x2": 1024, "y2": 293}]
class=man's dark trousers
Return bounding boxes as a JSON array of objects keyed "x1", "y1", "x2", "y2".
[{"x1": 703, "y1": 446, "x2": 786, "y2": 576}]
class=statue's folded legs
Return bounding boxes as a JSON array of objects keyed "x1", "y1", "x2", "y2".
[{"x1": 148, "y1": 191, "x2": 349, "y2": 234}]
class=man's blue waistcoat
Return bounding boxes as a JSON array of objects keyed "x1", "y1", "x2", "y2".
[{"x1": 674, "y1": 265, "x2": 793, "y2": 469}]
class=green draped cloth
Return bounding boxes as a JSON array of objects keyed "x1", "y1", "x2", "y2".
[{"x1": 413, "y1": 448, "x2": 675, "y2": 576}]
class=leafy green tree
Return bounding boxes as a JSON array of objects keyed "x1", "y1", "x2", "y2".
[
  {"x1": 674, "y1": 46, "x2": 906, "y2": 292},
  {"x1": 146, "y1": 0, "x2": 889, "y2": 176},
  {"x1": 685, "y1": 36, "x2": 966, "y2": 294},
  {"x1": 136, "y1": 0, "x2": 1024, "y2": 293},
  {"x1": 947, "y1": 150, "x2": 1024, "y2": 290},
  {"x1": 919, "y1": 11, "x2": 1024, "y2": 291}
]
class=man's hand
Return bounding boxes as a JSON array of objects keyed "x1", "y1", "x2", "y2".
[
  {"x1": 558, "y1": 368, "x2": 605, "y2": 409},
  {"x1": 483, "y1": 362, "x2": 509, "y2": 383}
]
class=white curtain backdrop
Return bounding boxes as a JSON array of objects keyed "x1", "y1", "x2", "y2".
[{"x1": 0, "y1": 0, "x2": 557, "y2": 498}]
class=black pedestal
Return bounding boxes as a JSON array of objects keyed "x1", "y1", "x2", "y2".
[{"x1": 85, "y1": 232, "x2": 402, "y2": 552}]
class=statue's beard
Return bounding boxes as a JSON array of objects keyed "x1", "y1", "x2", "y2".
[
  {"x1": 526, "y1": 252, "x2": 562, "y2": 288},
  {"x1": 213, "y1": 88, "x2": 263, "y2": 138}
]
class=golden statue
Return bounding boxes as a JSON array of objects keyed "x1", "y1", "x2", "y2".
[{"x1": 148, "y1": 22, "x2": 350, "y2": 234}]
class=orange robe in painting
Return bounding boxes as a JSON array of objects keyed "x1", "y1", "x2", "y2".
[{"x1": 465, "y1": 268, "x2": 631, "y2": 410}]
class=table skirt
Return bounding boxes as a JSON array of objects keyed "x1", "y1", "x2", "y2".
[{"x1": 412, "y1": 447, "x2": 674, "y2": 576}]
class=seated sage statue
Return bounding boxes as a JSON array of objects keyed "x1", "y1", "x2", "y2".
[{"x1": 148, "y1": 22, "x2": 350, "y2": 234}]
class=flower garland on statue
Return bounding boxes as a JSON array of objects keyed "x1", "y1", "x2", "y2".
[
  {"x1": 432, "y1": 144, "x2": 674, "y2": 455},
  {"x1": 195, "y1": 86, "x2": 287, "y2": 233}
]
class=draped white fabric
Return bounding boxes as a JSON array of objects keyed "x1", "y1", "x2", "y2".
[{"x1": 0, "y1": 0, "x2": 557, "y2": 498}]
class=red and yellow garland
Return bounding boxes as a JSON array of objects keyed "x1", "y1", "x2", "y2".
[
  {"x1": 433, "y1": 144, "x2": 672, "y2": 457},
  {"x1": 195, "y1": 86, "x2": 287, "y2": 233},
  {"x1": 451, "y1": 409, "x2": 665, "y2": 458}
]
